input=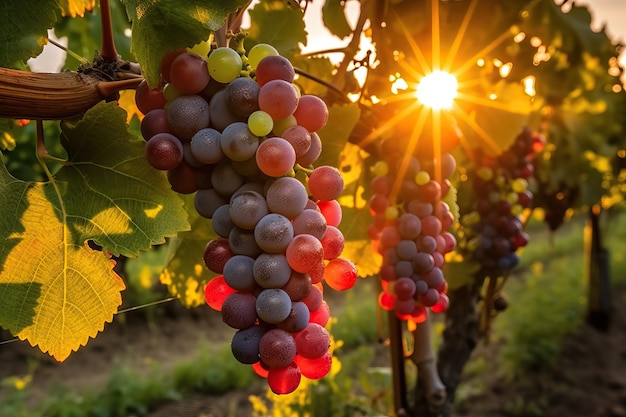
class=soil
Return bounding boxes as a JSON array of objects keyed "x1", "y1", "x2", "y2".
[{"x1": 1, "y1": 285, "x2": 626, "y2": 417}]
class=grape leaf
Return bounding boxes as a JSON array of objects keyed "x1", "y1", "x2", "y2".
[
  {"x1": 58, "y1": 101, "x2": 190, "y2": 257},
  {"x1": 59, "y1": 0, "x2": 96, "y2": 17},
  {"x1": 161, "y1": 194, "x2": 218, "y2": 307},
  {"x1": 121, "y1": 0, "x2": 248, "y2": 87},
  {"x1": 0, "y1": 162, "x2": 125, "y2": 361},
  {"x1": 322, "y1": 0, "x2": 352, "y2": 40},
  {"x1": 316, "y1": 103, "x2": 361, "y2": 168},
  {"x1": 0, "y1": 1, "x2": 58, "y2": 68},
  {"x1": 245, "y1": 0, "x2": 308, "y2": 59}
]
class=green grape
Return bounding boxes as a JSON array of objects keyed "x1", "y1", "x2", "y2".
[
  {"x1": 414, "y1": 171, "x2": 430, "y2": 186},
  {"x1": 207, "y1": 47, "x2": 243, "y2": 83},
  {"x1": 247, "y1": 43, "x2": 279, "y2": 70},
  {"x1": 248, "y1": 110, "x2": 274, "y2": 137}
]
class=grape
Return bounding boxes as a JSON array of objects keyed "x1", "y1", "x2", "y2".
[
  {"x1": 160, "y1": 49, "x2": 186, "y2": 82},
  {"x1": 248, "y1": 110, "x2": 274, "y2": 137},
  {"x1": 292, "y1": 95, "x2": 329, "y2": 133},
  {"x1": 256, "y1": 137, "x2": 296, "y2": 177},
  {"x1": 259, "y1": 329, "x2": 297, "y2": 368},
  {"x1": 211, "y1": 204, "x2": 234, "y2": 238},
  {"x1": 324, "y1": 257, "x2": 358, "y2": 291},
  {"x1": 209, "y1": 89, "x2": 243, "y2": 132},
  {"x1": 135, "y1": 80, "x2": 167, "y2": 114},
  {"x1": 267, "y1": 362, "x2": 301, "y2": 395},
  {"x1": 254, "y1": 213, "x2": 294, "y2": 253},
  {"x1": 182, "y1": 143, "x2": 203, "y2": 168},
  {"x1": 207, "y1": 47, "x2": 242, "y2": 83},
  {"x1": 223, "y1": 255, "x2": 256, "y2": 291},
  {"x1": 222, "y1": 292, "x2": 258, "y2": 329},
  {"x1": 266, "y1": 177, "x2": 308, "y2": 219},
  {"x1": 296, "y1": 132, "x2": 322, "y2": 167},
  {"x1": 307, "y1": 166, "x2": 344, "y2": 201},
  {"x1": 253, "y1": 253, "x2": 292, "y2": 289},
  {"x1": 166, "y1": 95, "x2": 210, "y2": 141},
  {"x1": 211, "y1": 161, "x2": 244, "y2": 196},
  {"x1": 229, "y1": 226, "x2": 262, "y2": 258},
  {"x1": 194, "y1": 189, "x2": 228, "y2": 218},
  {"x1": 167, "y1": 161, "x2": 199, "y2": 194},
  {"x1": 317, "y1": 200, "x2": 342, "y2": 226},
  {"x1": 169, "y1": 52, "x2": 210, "y2": 94},
  {"x1": 255, "y1": 55, "x2": 295, "y2": 86},
  {"x1": 220, "y1": 122, "x2": 259, "y2": 161},
  {"x1": 231, "y1": 325, "x2": 267, "y2": 364},
  {"x1": 204, "y1": 276, "x2": 236, "y2": 311},
  {"x1": 301, "y1": 284, "x2": 323, "y2": 311},
  {"x1": 281, "y1": 271, "x2": 312, "y2": 302},
  {"x1": 281, "y1": 125, "x2": 311, "y2": 157},
  {"x1": 277, "y1": 301, "x2": 310, "y2": 333},
  {"x1": 285, "y1": 234, "x2": 324, "y2": 273},
  {"x1": 292, "y1": 209, "x2": 327, "y2": 240},
  {"x1": 145, "y1": 133, "x2": 183, "y2": 170},
  {"x1": 190, "y1": 128, "x2": 223, "y2": 164},
  {"x1": 203, "y1": 237, "x2": 233, "y2": 274},
  {"x1": 226, "y1": 77, "x2": 260, "y2": 118},
  {"x1": 256, "y1": 289, "x2": 292, "y2": 324},
  {"x1": 272, "y1": 115, "x2": 297, "y2": 136},
  {"x1": 141, "y1": 108, "x2": 171, "y2": 140},
  {"x1": 229, "y1": 191, "x2": 268, "y2": 230},
  {"x1": 247, "y1": 43, "x2": 279, "y2": 70},
  {"x1": 294, "y1": 323, "x2": 330, "y2": 359},
  {"x1": 309, "y1": 300, "x2": 330, "y2": 326},
  {"x1": 320, "y1": 225, "x2": 344, "y2": 260},
  {"x1": 258, "y1": 79, "x2": 299, "y2": 120},
  {"x1": 296, "y1": 351, "x2": 332, "y2": 380}
]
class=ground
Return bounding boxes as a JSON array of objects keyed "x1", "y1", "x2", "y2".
[{"x1": 1, "y1": 285, "x2": 626, "y2": 417}]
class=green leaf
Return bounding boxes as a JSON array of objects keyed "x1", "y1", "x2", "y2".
[
  {"x1": 0, "y1": 1, "x2": 58, "y2": 68},
  {"x1": 245, "y1": 0, "x2": 307, "y2": 59},
  {"x1": 121, "y1": 0, "x2": 248, "y2": 86},
  {"x1": 0, "y1": 162, "x2": 125, "y2": 361},
  {"x1": 322, "y1": 0, "x2": 352, "y2": 39},
  {"x1": 316, "y1": 103, "x2": 361, "y2": 168},
  {"x1": 58, "y1": 101, "x2": 190, "y2": 257},
  {"x1": 161, "y1": 194, "x2": 218, "y2": 307}
]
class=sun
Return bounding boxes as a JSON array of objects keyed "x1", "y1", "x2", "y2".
[{"x1": 415, "y1": 70, "x2": 459, "y2": 110}]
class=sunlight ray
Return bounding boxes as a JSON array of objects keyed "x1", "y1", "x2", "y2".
[
  {"x1": 443, "y1": 0, "x2": 479, "y2": 72},
  {"x1": 389, "y1": 107, "x2": 431, "y2": 205},
  {"x1": 456, "y1": 92, "x2": 530, "y2": 114},
  {"x1": 392, "y1": 9, "x2": 431, "y2": 75},
  {"x1": 452, "y1": 103, "x2": 501, "y2": 155},
  {"x1": 453, "y1": 29, "x2": 513, "y2": 78},
  {"x1": 356, "y1": 101, "x2": 422, "y2": 149},
  {"x1": 432, "y1": 0, "x2": 441, "y2": 70}
]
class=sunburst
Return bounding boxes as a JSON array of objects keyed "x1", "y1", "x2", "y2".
[{"x1": 358, "y1": 0, "x2": 532, "y2": 199}]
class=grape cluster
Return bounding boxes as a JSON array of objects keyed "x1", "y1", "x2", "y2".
[
  {"x1": 135, "y1": 43, "x2": 357, "y2": 394},
  {"x1": 461, "y1": 126, "x2": 544, "y2": 278},
  {"x1": 367, "y1": 137, "x2": 460, "y2": 324}
]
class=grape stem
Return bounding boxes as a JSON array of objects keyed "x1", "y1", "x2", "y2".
[
  {"x1": 332, "y1": 0, "x2": 370, "y2": 91},
  {"x1": 294, "y1": 67, "x2": 349, "y2": 102},
  {"x1": 294, "y1": 163, "x2": 314, "y2": 176},
  {"x1": 410, "y1": 314, "x2": 447, "y2": 412},
  {"x1": 99, "y1": 0, "x2": 119, "y2": 61}
]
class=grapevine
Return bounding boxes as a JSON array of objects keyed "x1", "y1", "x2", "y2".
[
  {"x1": 136, "y1": 40, "x2": 357, "y2": 394},
  {"x1": 458, "y1": 126, "x2": 545, "y2": 332}
]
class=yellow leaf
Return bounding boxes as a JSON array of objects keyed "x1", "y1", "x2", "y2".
[
  {"x1": 1, "y1": 185, "x2": 124, "y2": 362},
  {"x1": 59, "y1": 0, "x2": 96, "y2": 17}
]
